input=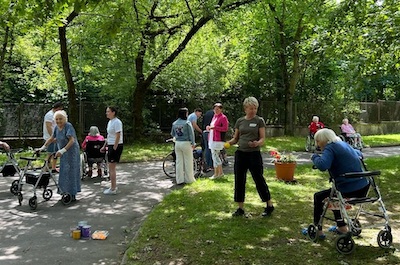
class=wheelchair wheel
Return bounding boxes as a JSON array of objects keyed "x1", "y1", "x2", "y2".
[
  {"x1": 335, "y1": 234, "x2": 355, "y2": 254},
  {"x1": 305, "y1": 136, "x2": 314, "y2": 152},
  {"x1": 192, "y1": 158, "x2": 198, "y2": 175},
  {"x1": 10, "y1": 180, "x2": 19, "y2": 195},
  {"x1": 43, "y1": 189, "x2": 53, "y2": 201},
  {"x1": 351, "y1": 219, "x2": 362, "y2": 236},
  {"x1": 307, "y1": 224, "x2": 318, "y2": 242},
  {"x1": 220, "y1": 149, "x2": 229, "y2": 167},
  {"x1": 29, "y1": 196, "x2": 38, "y2": 210},
  {"x1": 377, "y1": 229, "x2": 393, "y2": 248},
  {"x1": 162, "y1": 153, "x2": 176, "y2": 178},
  {"x1": 194, "y1": 170, "x2": 203, "y2": 178}
]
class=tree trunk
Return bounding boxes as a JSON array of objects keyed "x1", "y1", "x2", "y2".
[
  {"x1": 285, "y1": 15, "x2": 304, "y2": 135},
  {"x1": 58, "y1": 11, "x2": 80, "y2": 136},
  {"x1": 132, "y1": 16, "x2": 212, "y2": 139},
  {"x1": 0, "y1": 25, "x2": 10, "y2": 85}
]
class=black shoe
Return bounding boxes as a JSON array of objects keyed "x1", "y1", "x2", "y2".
[
  {"x1": 262, "y1": 206, "x2": 274, "y2": 217},
  {"x1": 232, "y1": 208, "x2": 245, "y2": 217}
]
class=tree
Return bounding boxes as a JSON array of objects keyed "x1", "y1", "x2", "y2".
[{"x1": 129, "y1": 0, "x2": 257, "y2": 138}]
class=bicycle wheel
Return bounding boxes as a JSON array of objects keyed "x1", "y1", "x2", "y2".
[{"x1": 163, "y1": 152, "x2": 176, "y2": 178}]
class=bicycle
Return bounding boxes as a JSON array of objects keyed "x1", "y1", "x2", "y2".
[{"x1": 162, "y1": 139, "x2": 228, "y2": 178}]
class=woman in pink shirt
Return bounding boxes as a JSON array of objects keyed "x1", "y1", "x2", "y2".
[
  {"x1": 340, "y1": 118, "x2": 362, "y2": 147},
  {"x1": 81, "y1": 126, "x2": 105, "y2": 177},
  {"x1": 206, "y1": 103, "x2": 229, "y2": 179}
]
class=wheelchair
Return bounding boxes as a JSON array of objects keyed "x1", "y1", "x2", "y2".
[
  {"x1": 162, "y1": 140, "x2": 203, "y2": 179},
  {"x1": 339, "y1": 131, "x2": 363, "y2": 150},
  {"x1": 80, "y1": 140, "x2": 108, "y2": 180},
  {"x1": 305, "y1": 134, "x2": 316, "y2": 152},
  {"x1": 306, "y1": 160, "x2": 392, "y2": 254}
]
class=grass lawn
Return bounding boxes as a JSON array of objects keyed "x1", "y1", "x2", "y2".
[
  {"x1": 120, "y1": 134, "x2": 400, "y2": 265},
  {"x1": 125, "y1": 156, "x2": 400, "y2": 265}
]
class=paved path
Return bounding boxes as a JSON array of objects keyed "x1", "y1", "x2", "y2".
[
  {"x1": 0, "y1": 162, "x2": 175, "y2": 265},
  {"x1": 0, "y1": 146, "x2": 398, "y2": 265}
]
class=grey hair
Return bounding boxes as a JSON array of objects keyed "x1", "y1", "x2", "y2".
[
  {"x1": 89, "y1": 126, "x2": 100, "y2": 136},
  {"x1": 54, "y1": 110, "x2": 68, "y2": 122},
  {"x1": 314, "y1": 128, "x2": 341, "y2": 144},
  {"x1": 243, "y1": 96, "x2": 259, "y2": 108},
  {"x1": 342, "y1": 118, "x2": 349, "y2": 123},
  {"x1": 312, "y1": 116, "x2": 319, "y2": 122}
]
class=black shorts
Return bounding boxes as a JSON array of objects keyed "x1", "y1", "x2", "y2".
[{"x1": 107, "y1": 144, "x2": 123, "y2": 163}]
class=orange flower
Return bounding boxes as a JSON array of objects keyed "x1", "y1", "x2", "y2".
[{"x1": 269, "y1": 149, "x2": 297, "y2": 163}]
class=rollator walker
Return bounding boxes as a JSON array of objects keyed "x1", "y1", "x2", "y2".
[{"x1": 306, "y1": 160, "x2": 392, "y2": 254}]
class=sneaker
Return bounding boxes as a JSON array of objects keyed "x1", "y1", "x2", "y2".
[
  {"x1": 103, "y1": 188, "x2": 117, "y2": 195},
  {"x1": 262, "y1": 206, "x2": 275, "y2": 217},
  {"x1": 232, "y1": 208, "x2": 245, "y2": 217}
]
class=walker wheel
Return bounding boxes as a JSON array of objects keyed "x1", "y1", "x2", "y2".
[
  {"x1": 29, "y1": 196, "x2": 38, "y2": 210},
  {"x1": 335, "y1": 234, "x2": 355, "y2": 254},
  {"x1": 307, "y1": 224, "x2": 318, "y2": 242},
  {"x1": 61, "y1": 193, "x2": 72, "y2": 205},
  {"x1": 351, "y1": 219, "x2": 362, "y2": 236},
  {"x1": 10, "y1": 180, "x2": 19, "y2": 195},
  {"x1": 43, "y1": 189, "x2": 53, "y2": 201},
  {"x1": 377, "y1": 229, "x2": 393, "y2": 249},
  {"x1": 18, "y1": 192, "x2": 23, "y2": 206}
]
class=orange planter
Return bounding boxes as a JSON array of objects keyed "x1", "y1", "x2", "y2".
[{"x1": 274, "y1": 162, "x2": 296, "y2": 181}]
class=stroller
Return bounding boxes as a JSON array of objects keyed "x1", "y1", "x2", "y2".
[
  {"x1": 306, "y1": 160, "x2": 392, "y2": 254},
  {"x1": 10, "y1": 150, "x2": 72, "y2": 210}
]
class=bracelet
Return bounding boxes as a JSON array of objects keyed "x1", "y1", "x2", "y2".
[{"x1": 59, "y1": 148, "x2": 67, "y2": 154}]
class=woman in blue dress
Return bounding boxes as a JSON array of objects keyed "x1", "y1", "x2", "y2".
[{"x1": 41, "y1": 110, "x2": 81, "y2": 201}]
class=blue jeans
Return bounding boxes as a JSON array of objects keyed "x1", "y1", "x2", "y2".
[{"x1": 202, "y1": 131, "x2": 212, "y2": 168}]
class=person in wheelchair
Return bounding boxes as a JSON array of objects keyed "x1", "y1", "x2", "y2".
[
  {"x1": 308, "y1": 128, "x2": 370, "y2": 238},
  {"x1": 308, "y1": 115, "x2": 324, "y2": 138},
  {"x1": 81, "y1": 126, "x2": 105, "y2": 177},
  {"x1": 340, "y1": 118, "x2": 363, "y2": 148}
]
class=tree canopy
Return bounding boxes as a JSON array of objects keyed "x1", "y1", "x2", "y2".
[{"x1": 1, "y1": 0, "x2": 399, "y2": 139}]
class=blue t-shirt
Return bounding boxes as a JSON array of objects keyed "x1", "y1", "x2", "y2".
[
  {"x1": 188, "y1": 112, "x2": 197, "y2": 123},
  {"x1": 312, "y1": 141, "x2": 369, "y2": 193}
]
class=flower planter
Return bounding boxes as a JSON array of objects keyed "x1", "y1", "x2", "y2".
[{"x1": 274, "y1": 162, "x2": 296, "y2": 181}]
